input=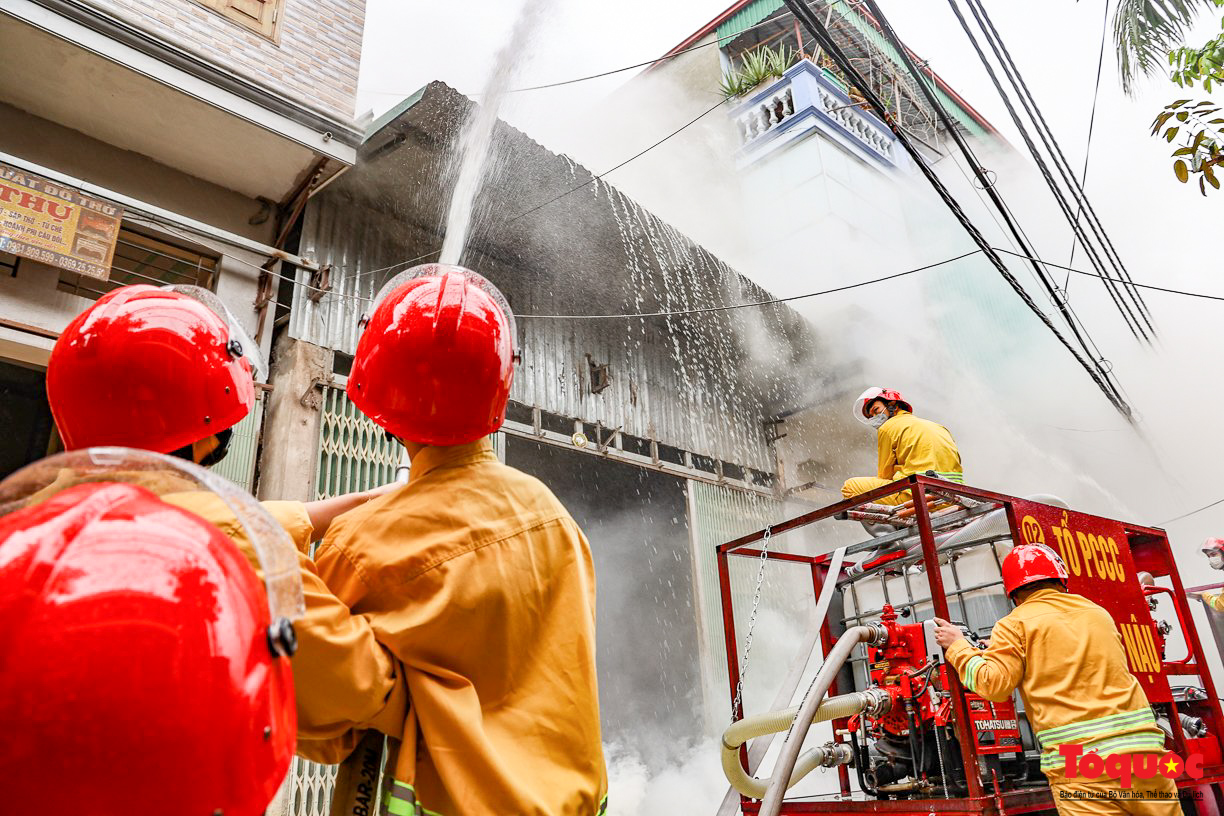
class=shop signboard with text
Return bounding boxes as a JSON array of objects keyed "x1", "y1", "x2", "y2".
[{"x1": 0, "y1": 163, "x2": 123, "y2": 280}]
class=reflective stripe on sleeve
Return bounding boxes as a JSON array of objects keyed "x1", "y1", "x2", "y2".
[{"x1": 962, "y1": 655, "x2": 985, "y2": 693}]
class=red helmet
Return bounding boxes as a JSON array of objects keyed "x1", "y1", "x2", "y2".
[
  {"x1": 1203, "y1": 538, "x2": 1224, "y2": 556},
  {"x1": 1002, "y1": 543, "x2": 1069, "y2": 596},
  {"x1": 46, "y1": 285, "x2": 260, "y2": 453},
  {"x1": 348, "y1": 264, "x2": 517, "y2": 446},
  {"x1": 0, "y1": 478, "x2": 295, "y2": 815},
  {"x1": 853, "y1": 387, "x2": 914, "y2": 425}
]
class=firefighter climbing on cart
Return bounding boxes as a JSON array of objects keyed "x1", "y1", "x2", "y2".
[
  {"x1": 932, "y1": 543, "x2": 1180, "y2": 815},
  {"x1": 39, "y1": 283, "x2": 410, "y2": 754},
  {"x1": 842, "y1": 387, "x2": 963, "y2": 507},
  {"x1": 316, "y1": 263, "x2": 608, "y2": 815}
]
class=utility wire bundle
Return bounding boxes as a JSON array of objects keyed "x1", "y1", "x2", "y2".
[
  {"x1": 945, "y1": 0, "x2": 1156, "y2": 343},
  {"x1": 782, "y1": 0, "x2": 1134, "y2": 419}
]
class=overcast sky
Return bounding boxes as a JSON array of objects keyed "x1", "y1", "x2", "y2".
[
  {"x1": 354, "y1": 0, "x2": 1220, "y2": 288},
  {"x1": 355, "y1": 1, "x2": 1224, "y2": 537}
]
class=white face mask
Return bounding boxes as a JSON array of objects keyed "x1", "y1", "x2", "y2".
[
  {"x1": 868, "y1": 412, "x2": 890, "y2": 430},
  {"x1": 1208, "y1": 551, "x2": 1224, "y2": 571}
]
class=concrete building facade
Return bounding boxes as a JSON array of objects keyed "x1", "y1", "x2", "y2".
[{"x1": 0, "y1": 0, "x2": 365, "y2": 490}]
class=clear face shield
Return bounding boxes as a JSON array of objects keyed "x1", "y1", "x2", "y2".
[
  {"x1": 0, "y1": 449, "x2": 305, "y2": 632},
  {"x1": 359, "y1": 264, "x2": 520, "y2": 363},
  {"x1": 163, "y1": 284, "x2": 269, "y2": 382}
]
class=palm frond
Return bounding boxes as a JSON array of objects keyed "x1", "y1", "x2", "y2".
[{"x1": 1114, "y1": 0, "x2": 1219, "y2": 93}]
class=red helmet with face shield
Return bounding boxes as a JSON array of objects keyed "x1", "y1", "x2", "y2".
[
  {"x1": 46, "y1": 284, "x2": 262, "y2": 453},
  {"x1": 853, "y1": 387, "x2": 914, "y2": 426},
  {"x1": 347, "y1": 264, "x2": 518, "y2": 446},
  {"x1": 0, "y1": 472, "x2": 296, "y2": 816},
  {"x1": 1002, "y1": 543, "x2": 1070, "y2": 597}
]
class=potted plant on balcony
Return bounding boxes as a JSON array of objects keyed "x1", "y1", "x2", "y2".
[{"x1": 719, "y1": 44, "x2": 797, "y2": 99}]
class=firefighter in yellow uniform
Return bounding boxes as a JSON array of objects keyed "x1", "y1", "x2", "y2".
[
  {"x1": 42, "y1": 284, "x2": 409, "y2": 748},
  {"x1": 842, "y1": 387, "x2": 963, "y2": 506},
  {"x1": 933, "y1": 544, "x2": 1179, "y2": 815},
  {"x1": 1199, "y1": 539, "x2": 1224, "y2": 612},
  {"x1": 315, "y1": 265, "x2": 607, "y2": 815}
]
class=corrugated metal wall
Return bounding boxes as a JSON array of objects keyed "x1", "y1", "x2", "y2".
[
  {"x1": 293, "y1": 179, "x2": 807, "y2": 475},
  {"x1": 688, "y1": 481, "x2": 795, "y2": 726}
]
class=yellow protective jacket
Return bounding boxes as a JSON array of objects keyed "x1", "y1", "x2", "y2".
[
  {"x1": 945, "y1": 589, "x2": 1164, "y2": 777},
  {"x1": 876, "y1": 411, "x2": 962, "y2": 483},
  {"x1": 23, "y1": 469, "x2": 409, "y2": 751},
  {"x1": 313, "y1": 438, "x2": 608, "y2": 816},
  {"x1": 178, "y1": 494, "x2": 409, "y2": 752}
]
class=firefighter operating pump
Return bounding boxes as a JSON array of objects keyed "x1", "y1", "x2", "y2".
[
  {"x1": 853, "y1": 605, "x2": 1023, "y2": 794},
  {"x1": 717, "y1": 474, "x2": 1224, "y2": 816}
]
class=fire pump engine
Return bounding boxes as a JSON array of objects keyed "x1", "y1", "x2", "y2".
[{"x1": 717, "y1": 475, "x2": 1224, "y2": 815}]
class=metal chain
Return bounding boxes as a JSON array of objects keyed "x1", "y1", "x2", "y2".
[
  {"x1": 935, "y1": 720, "x2": 949, "y2": 798},
  {"x1": 730, "y1": 525, "x2": 773, "y2": 723}
]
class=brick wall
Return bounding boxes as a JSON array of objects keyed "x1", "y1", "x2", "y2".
[{"x1": 80, "y1": 0, "x2": 364, "y2": 121}]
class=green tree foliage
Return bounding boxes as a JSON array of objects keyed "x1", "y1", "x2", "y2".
[
  {"x1": 1113, "y1": 0, "x2": 1219, "y2": 93},
  {"x1": 1150, "y1": 2, "x2": 1224, "y2": 194}
]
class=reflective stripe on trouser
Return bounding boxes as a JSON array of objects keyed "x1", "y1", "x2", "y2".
[
  {"x1": 381, "y1": 782, "x2": 608, "y2": 816},
  {"x1": 1037, "y1": 709, "x2": 1162, "y2": 771},
  {"x1": 1046, "y1": 757, "x2": 1180, "y2": 816},
  {"x1": 382, "y1": 781, "x2": 441, "y2": 816}
]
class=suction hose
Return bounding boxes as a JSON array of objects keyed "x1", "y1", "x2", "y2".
[
  {"x1": 758, "y1": 624, "x2": 888, "y2": 816},
  {"x1": 721, "y1": 624, "x2": 888, "y2": 806},
  {"x1": 721, "y1": 690, "x2": 883, "y2": 799}
]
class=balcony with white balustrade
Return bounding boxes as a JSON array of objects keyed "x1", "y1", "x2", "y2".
[{"x1": 729, "y1": 58, "x2": 901, "y2": 169}]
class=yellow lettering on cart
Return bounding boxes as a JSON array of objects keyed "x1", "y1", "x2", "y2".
[
  {"x1": 1076, "y1": 532, "x2": 1096, "y2": 579},
  {"x1": 1020, "y1": 515, "x2": 1044, "y2": 545},
  {"x1": 1120, "y1": 624, "x2": 1141, "y2": 671},
  {"x1": 1095, "y1": 536, "x2": 1114, "y2": 581},
  {"x1": 1140, "y1": 625, "x2": 1163, "y2": 672},
  {"x1": 1101, "y1": 535, "x2": 1121, "y2": 579},
  {"x1": 1051, "y1": 523, "x2": 1082, "y2": 576},
  {"x1": 1106, "y1": 537, "x2": 1125, "y2": 582},
  {"x1": 1121, "y1": 624, "x2": 1156, "y2": 673}
]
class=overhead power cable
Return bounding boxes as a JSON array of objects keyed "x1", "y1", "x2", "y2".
[
  {"x1": 855, "y1": 0, "x2": 1132, "y2": 415},
  {"x1": 509, "y1": 96, "x2": 729, "y2": 222},
  {"x1": 1161, "y1": 496, "x2": 1224, "y2": 525},
  {"x1": 1069, "y1": 0, "x2": 1111, "y2": 274},
  {"x1": 945, "y1": 0, "x2": 1148, "y2": 344},
  {"x1": 139, "y1": 210, "x2": 1224, "y2": 322},
  {"x1": 836, "y1": 0, "x2": 1133, "y2": 402},
  {"x1": 957, "y1": 0, "x2": 1156, "y2": 338},
  {"x1": 364, "y1": 1, "x2": 825, "y2": 98},
  {"x1": 994, "y1": 248, "x2": 1224, "y2": 302},
  {"x1": 781, "y1": 0, "x2": 1131, "y2": 418},
  {"x1": 518, "y1": 250, "x2": 981, "y2": 319}
]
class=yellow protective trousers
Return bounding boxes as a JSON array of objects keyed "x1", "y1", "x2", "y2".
[
  {"x1": 1045, "y1": 757, "x2": 1181, "y2": 816},
  {"x1": 841, "y1": 476, "x2": 910, "y2": 506}
]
